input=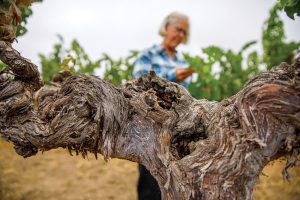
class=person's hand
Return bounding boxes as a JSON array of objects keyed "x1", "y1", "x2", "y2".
[{"x1": 176, "y1": 67, "x2": 195, "y2": 81}]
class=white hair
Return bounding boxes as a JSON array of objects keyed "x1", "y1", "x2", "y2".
[{"x1": 158, "y1": 12, "x2": 190, "y2": 44}]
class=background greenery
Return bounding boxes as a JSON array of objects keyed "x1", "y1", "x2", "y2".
[
  {"x1": 35, "y1": 2, "x2": 299, "y2": 101},
  {"x1": 1, "y1": 2, "x2": 299, "y2": 101}
]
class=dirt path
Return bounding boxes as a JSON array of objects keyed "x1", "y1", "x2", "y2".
[{"x1": 0, "y1": 140, "x2": 299, "y2": 200}]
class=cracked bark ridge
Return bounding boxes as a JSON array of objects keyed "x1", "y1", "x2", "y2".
[
  {"x1": 0, "y1": 41, "x2": 42, "y2": 90},
  {"x1": 0, "y1": 43, "x2": 299, "y2": 199}
]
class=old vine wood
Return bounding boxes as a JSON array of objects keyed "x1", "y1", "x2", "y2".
[
  {"x1": 0, "y1": 1, "x2": 300, "y2": 199},
  {"x1": 0, "y1": 40, "x2": 299, "y2": 199}
]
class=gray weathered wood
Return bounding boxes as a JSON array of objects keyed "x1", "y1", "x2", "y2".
[{"x1": 0, "y1": 41, "x2": 299, "y2": 199}]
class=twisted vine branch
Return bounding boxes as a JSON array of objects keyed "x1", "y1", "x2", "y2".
[{"x1": 0, "y1": 41, "x2": 299, "y2": 199}]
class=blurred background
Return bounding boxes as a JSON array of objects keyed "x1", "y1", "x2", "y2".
[
  {"x1": 11, "y1": 0, "x2": 300, "y2": 66},
  {"x1": 0, "y1": 0, "x2": 300, "y2": 199}
]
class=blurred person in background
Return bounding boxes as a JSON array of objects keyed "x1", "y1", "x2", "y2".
[{"x1": 133, "y1": 11, "x2": 195, "y2": 200}]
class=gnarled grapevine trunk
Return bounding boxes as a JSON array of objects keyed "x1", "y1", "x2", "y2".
[{"x1": 0, "y1": 39, "x2": 299, "y2": 200}]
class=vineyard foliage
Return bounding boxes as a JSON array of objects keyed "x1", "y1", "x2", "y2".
[
  {"x1": 1, "y1": 2, "x2": 299, "y2": 101},
  {"x1": 278, "y1": 0, "x2": 300, "y2": 20},
  {"x1": 262, "y1": 2, "x2": 300, "y2": 69},
  {"x1": 39, "y1": 35, "x2": 101, "y2": 83},
  {"x1": 184, "y1": 42, "x2": 259, "y2": 100}
]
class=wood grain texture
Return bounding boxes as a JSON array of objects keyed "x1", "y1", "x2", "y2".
[{"x1": 0, "y1": 42, "x2": 299, "y2": 199}]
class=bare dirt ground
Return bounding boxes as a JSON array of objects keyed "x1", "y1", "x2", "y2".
[{"x1": 0, "y1": 140, "x2": 299, "y2": 200}]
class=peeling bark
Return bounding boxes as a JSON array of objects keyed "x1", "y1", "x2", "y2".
[{"x1": 0, "y1": 41, "x2": 299, "y2": 199}]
